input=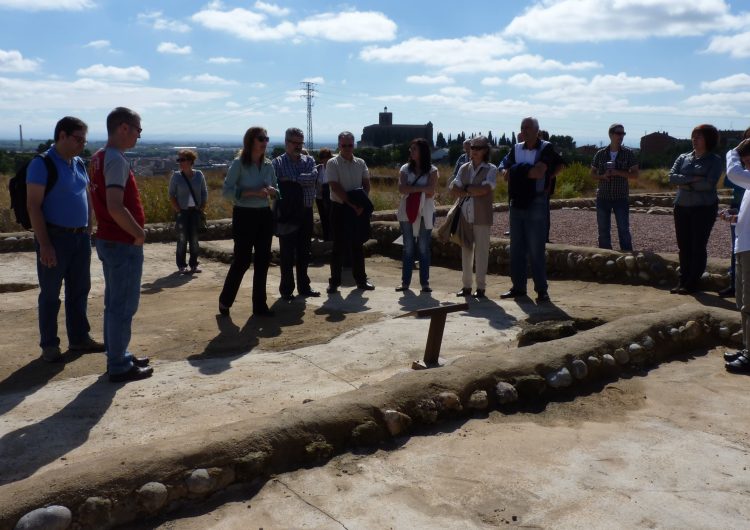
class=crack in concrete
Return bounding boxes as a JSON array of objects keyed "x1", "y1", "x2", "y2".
[{"x1": 274, "y1": 477, "x2": 350, "y2": 529}]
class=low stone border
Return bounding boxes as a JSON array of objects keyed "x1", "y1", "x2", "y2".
[
  {"x1": 369, "y1": 222, "x2": 730, "y2": 292},
  {"x1": 2, "y1": 304, "x2": 739, "y2": 529}
]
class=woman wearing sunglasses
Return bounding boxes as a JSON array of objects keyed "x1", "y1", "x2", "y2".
[
  {"x1": 169, "y1": 149, "x2": 208, "y2": 274},
  {"x1": 218, "y1": 127, "x2": 277, "y2": 317}
]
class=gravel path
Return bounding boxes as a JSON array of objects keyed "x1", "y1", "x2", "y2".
[{"x1": 485, "y1": 209, "x2": 733, "y2": 259}]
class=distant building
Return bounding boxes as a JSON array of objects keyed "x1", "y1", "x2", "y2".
[
  {"x1": 576, "y1": 144, "x2": 600, "y2": 157},
  {"x1": 359, "y1": 107, "x2": 433, "y2": 148},
  {"x1": 640, "y1": 131, "x2": 678, "y2": 156},
  {"x1": 719, "y1": 129, "x2": 746, "y2": 150}
]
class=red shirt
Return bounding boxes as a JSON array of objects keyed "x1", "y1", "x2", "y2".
[{"x1": 90, "y1": 147, "x2": 145, "y2": 244}]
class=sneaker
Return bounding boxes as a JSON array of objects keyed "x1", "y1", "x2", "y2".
[
  {"x1": 724, "y1": 349, "x2": 747, "y2": 362},
  {"x1": 473, "y1": 289, "x2": 486, "y2": 299},
  {"x1": 420, "y1": 285, "x2": 432, "y2": 293},
  {"x1": 178, "y1": 267, "x2": 188, "y2": 274},
  {"x1": 395, "y1": 284, "x2": 409, "y2": 292},
  {"x1": 41, "y1": 346, "x2": 63, "y2": 363},
  {"x1": 456, "y1": 287, "x2": 471, "y2": 297},
  {"x1": 69, "y1": 336, "x2": 105, "y2": 353},
  {"x1": 726, "y1": 353, "x2": 750, "y2": 374},
  {"x1": 189, "y1": 266, "x2": 202, "y2": 274}
]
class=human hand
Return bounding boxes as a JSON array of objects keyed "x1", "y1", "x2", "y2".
[{"x1": 39, "y1": 243, "x2": 57, "y2": 268}]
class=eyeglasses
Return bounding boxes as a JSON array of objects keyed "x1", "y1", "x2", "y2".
[
  {"x1": 611, "y1": 131, "x2": 626, "y2": 136},
  {"x1": 286, "y1": 139, "x2": 304, "y2": 146},
  {"x1": 125, "y1": 123, "x2": 142, "y2": 134},
  {"x1": 70, "y1": 134, "x2": 87, "y2": 145},
  {"x1": 340, "y1": 143, "x2": 354, "y2": 148},
  {"x1": 176, "y1": 158, "x2": 188, "y2": 162},
  {"x1": 256, "y1": 136, "x2": 270, "y2": 142},
  {"x1": 470, "y1": 145, "x2": 487, "y2": 150}
]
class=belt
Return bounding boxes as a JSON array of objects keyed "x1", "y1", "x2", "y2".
[{"x1": 47, "y1": 223, "x2": 88, "y2": 234}]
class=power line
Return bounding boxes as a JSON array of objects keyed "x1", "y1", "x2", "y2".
[{"x1": 300, "y1": 81, "x2": 316, "y2": 150}]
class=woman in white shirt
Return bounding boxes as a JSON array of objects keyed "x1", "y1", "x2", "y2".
[{"x1": 396, "y1": 138, "x2": 438, "y2": 292}]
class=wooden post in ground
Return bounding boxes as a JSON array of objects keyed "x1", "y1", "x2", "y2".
[{"x1": 395, "y1": 302, "x2": 469, "y2": 370}]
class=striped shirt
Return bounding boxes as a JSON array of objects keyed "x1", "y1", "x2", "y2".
[{"x1": 272, "y1": 153, "x2": 318, "y2": 207}]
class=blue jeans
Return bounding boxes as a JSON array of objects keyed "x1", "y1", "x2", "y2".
[
  {"x1": 596, "y1": 197, "x2": 632, "y2": 251},
  {"x1": 96, "y1": 239, "x2": 143, "y2": 375},
  {"x1": 400, "y1": 220, "x2": 431, "y2": 287},
  {"x1": 509, "y1": 196, "x2": 548, "y2": 294},
  {"x1": 175, "y1": 209, "x2": 201, "y2": 269},
  {"x1": 35, "y1": 230, "x2": 92, "y2": 348}
]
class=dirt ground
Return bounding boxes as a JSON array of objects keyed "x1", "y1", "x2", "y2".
[
  {"x1": 0, "y1": 240, "x2": 745, "y2": 528},
  {"x1": 133, "y1": 349, "x2": 750, "y2": 530}
]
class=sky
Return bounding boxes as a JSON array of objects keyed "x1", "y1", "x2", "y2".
[{"x1": 1, "y1": 0, "x2": 749, "y2": 146}]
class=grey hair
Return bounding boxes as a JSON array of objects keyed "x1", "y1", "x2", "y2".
[
  {"x1": 521, "y1": 117, "x2": 539, "y2": 130},
  {"x1": 338, "y1": 131, "x2": 355, "y2": 142},
  {"x1": 285, "y1": 127, "x2": 304, "y2": 141}
]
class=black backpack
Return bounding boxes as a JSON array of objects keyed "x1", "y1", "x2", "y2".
[{"x1": 8, "y1": 151, "x2": 58, "y2": 230}]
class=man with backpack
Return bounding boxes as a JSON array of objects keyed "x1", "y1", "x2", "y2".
[{"x1": 26, "y1": 116, "x2": 105, "y2": 363}]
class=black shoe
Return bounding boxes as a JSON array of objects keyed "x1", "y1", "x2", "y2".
[
  {"x1": 300, "y1": 289, "x2": 321, "y2": 297},
  {"x1": 500, "y1": 289, "x2": 526, "y2": 299},
  {"x1": 326, "y1": 284, "x2": 339, "y2": 294},
  {"x1": 536, "y1": 291, "x2": 551, "y2": 303},
  {"x1": 670, "y1": 285, "x2": 684, "y2": 294},
  {"x1": 281, "y1": 294, "x2": 295, "y2": 301},
  {"x1": 718, "y1": 286, "x2": 736, "y2": 297},
  {"x1": 69, "y1": 336, "x2": 106, "y2": 353},
  {"x1": 218, "y1": 303, "x2": 230, "y2": 316},
  {"x1": 724, "y1": 349, "x2": 746, "y2": 362},
  {"x1": 132, "y1": 356, "x2": 150, "y2": 367},
  {"x1": 395, "y1": 284, "x2": 409, "y2": 292},
  {"x1": 357, "y1": 281, "x2": 375, "y2": 291},
  {"x1": 503, "y1": 231, "x2": 510, "y2": 236},
  {"x1": 473, "y1": 289, "x2": 486, "y2": 299},
  {"x1": 726, "y1": 353, "x2": 750, "y2": 373},
  {"x1": 456, "y1": 287, "x2": 471, "y2": 297},
  {"x1": 253, "y1": 307, "x2": 275, "y2": 317},
  {"x1": 109, "y1": 365, "x2": 153, "y2": 383},
  {"x1": 420, "y1": 285, "x2": 432, "y2": 293}
]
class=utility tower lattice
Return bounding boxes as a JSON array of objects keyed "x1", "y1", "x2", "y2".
[{"x1": 300, "y1": 81, "x2": 316, "y2": 150}]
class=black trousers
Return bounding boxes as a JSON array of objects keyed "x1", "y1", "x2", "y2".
[
  {"x1": 673, "y1": 202, "x2": 717, "y2": 290},
  {"x1": 219, "y1": 206, "x2": 273, "y2": 311},
  {"x1": 316, "y1": 183, "x2": 332, "y2": 241},
  {"x1": 278, "y1": 206, "x2": 313, "y2": 296},
  {"x1": 329, "y1": 202, "x2": 366, "y2": 287}
]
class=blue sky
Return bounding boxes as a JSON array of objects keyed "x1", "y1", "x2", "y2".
[{"x1": 1, "y1": 0, "x2": 749, "y2": 146}]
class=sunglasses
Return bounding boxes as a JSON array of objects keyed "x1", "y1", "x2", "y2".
[
  {"x1": 70, "y1": 134, "x2": 87, "y2": 145},
  {"x1": 287, "y1": 140, "x2": 304, "y2": 146},
  {"x1": 256, "y1": 136, "x2": 270, "y2": 142},
  {"x1": 611, "y1": 131, "x2": 626, "y2": 136},
  {"x1": 340, "y1": 143, "x2": 354, "y2": 148},
  {"x1": 176, "y1": 158, "x2": 188, "y2": 162},
  {"x1": 470, "y1": 145, "x2": 487, "y2": 150}
]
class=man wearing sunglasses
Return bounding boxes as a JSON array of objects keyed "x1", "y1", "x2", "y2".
[
  {"x1": 590, "y1": 123, "x2": 639, "y2": 252},
  {"x1": 27, "y1": 116, "x2": 105, "y2": 363},
  {"x1": 90, "y1": 107, "x2": 152, "y2": 383},
  {"x1": 272, "y1": 127, "x2": 319, "y2": 300}
]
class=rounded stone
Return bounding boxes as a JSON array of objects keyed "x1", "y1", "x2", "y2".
[
  {"x1": 495, "y1": 382, "x2": 519, "y2": 404},
  {"x1": 78, "y1": 497, "x2": 112, "y2": 528},
  {"x1": 467, "y1": 390, "x2": 489, "y2": 410},
  {"x1": 628, "y1": 343, "x2": 644, "y2": 354},
  {"x1": 642, "y1": 335, "x2": 655, "y2": 349},
  {"x1": 546, "y1": 367, "x2": 573, "y2": 388},
  {"x1": 14, "y1": 506, "x2": 72, "y2": 530},
  {"x1": 681, "y1": 320, "x2": 701, "y2": 340},
  {"x1": 137, "y1": 482, "x2": 168, "y2": 513},
  {"x1": 435, "y1": 391, "x2": 462, "y2": 411},
  {"x1": 570, "y1": 359, "x2": 588, "y2": 379},
  {"x1": 186, "y1": 468, "x2": 215, "y2": 494},
  {"x1": 602, "y1": 353, "x2": 617, "y2": 367},
  {"x1": 624, "y1": 256, "x2": 636, "y2": 270},
  {"x1": 383, "y1": 409, "x2": 412, "y2": 436},
  {"x1": 613, "y1": 348, "x2": 629, "y2": 364},
  {"x1": 586, "y1": 355, "x2": 601, "y2": 369}
]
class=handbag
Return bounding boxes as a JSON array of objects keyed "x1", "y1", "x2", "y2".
[
  {"x1": 180, "y1": 171, "x2": 208, "y2": 233},
  {"x1": 437, "y1": 196, "x2": 471, "y2": 246},
  {"x1": 404, "y1": 172, "x2": 424, "y2": 224}
]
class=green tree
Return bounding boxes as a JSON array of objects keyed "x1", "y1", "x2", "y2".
[
  {"x1": 511, "y1": 132, "x2": 516, "y2": 144},
  {"x1": 436, "y1": 132, "x2": 447, "y2": 149},
  {"x1": 550, "y1": 134, "x2": 576, "y2": 152},
  {"x1": 37, "y1": 139, "x2": 53, "y2": 153}
]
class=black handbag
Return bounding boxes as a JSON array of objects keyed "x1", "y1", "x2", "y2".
[{"x1": 179, "y1": 171, "x2": 208, "y2": 233}]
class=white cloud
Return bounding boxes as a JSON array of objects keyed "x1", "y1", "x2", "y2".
[
  {"x1": 506, "y1": 72, "x2": 681, "y2": 93},
  {"x1": 361, "y1": 35, "x2": 524, "y2": 67},
  {"x1": 0, "y1": 49, "x2": 39, "y2": 72},
  {"x1": 0, "y1": 76, "x2": 226, "y2": 115},
  {"x1": 439, "y1": 86, "x2": 472, "y2": 97},
  {"x1": 302, "y1": 76, "x2": 324, "y2": 84},
  {"x1": 157, "y1": 42, "x2": 192, "y2": 55},
  {"x1": 225, "y1": 101, "x2": 241, "y2": 108},
  {"x1": 192, "y1": 6, "x2": 396, "y2": 42},
  {"x1": 684, "y1": 91, "x2": 750, "y2": 106},
  {"x1": 701, "y1": 73, "x2": 750, "y2": 91},
  {"x1": 406, "y1": 75, "x2": 454, "y2": 85},
  {"x1": 481, "y1": 77, "x2": 503, "y2": 86},
  {"x1": 296, "y1": 11, "x2": 396, "y2": 42},
  {"x1": 443, "y1": 54, "x2": 600, "y2": 74},
  {"x1": 704, "y1": 31, "x2": 750, "y2": 58},
  {"x1": 249, "y1": 82, "x2": 266, "y2": 88},
  {"x1": 138, "y1": 11, "x2": 191, "y2": 33},
  {"x1": 76, "y1": 64, "x2": 150, "y2": 82},
  {"x1": 208, "y1": 56, "x2": 242, "y2": 64},
  {"x1": 181, "y1": 73, "x2": 237, "y2": 85},
  {"x1": 0, "y1": 0, "x2": 93, "y2": 10},
  {"x1": 192, "y1": 7, "x2": 295, "y2": 40},
  {"x1": 504, "y1": 0, "x2": 745, "y2": 42},
  {"x1": 253, "y1": 1, "x2": 289, "y2": 17},
  {"x1": 84, "y1": 40, "x2": 110, "y2": 49}
]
